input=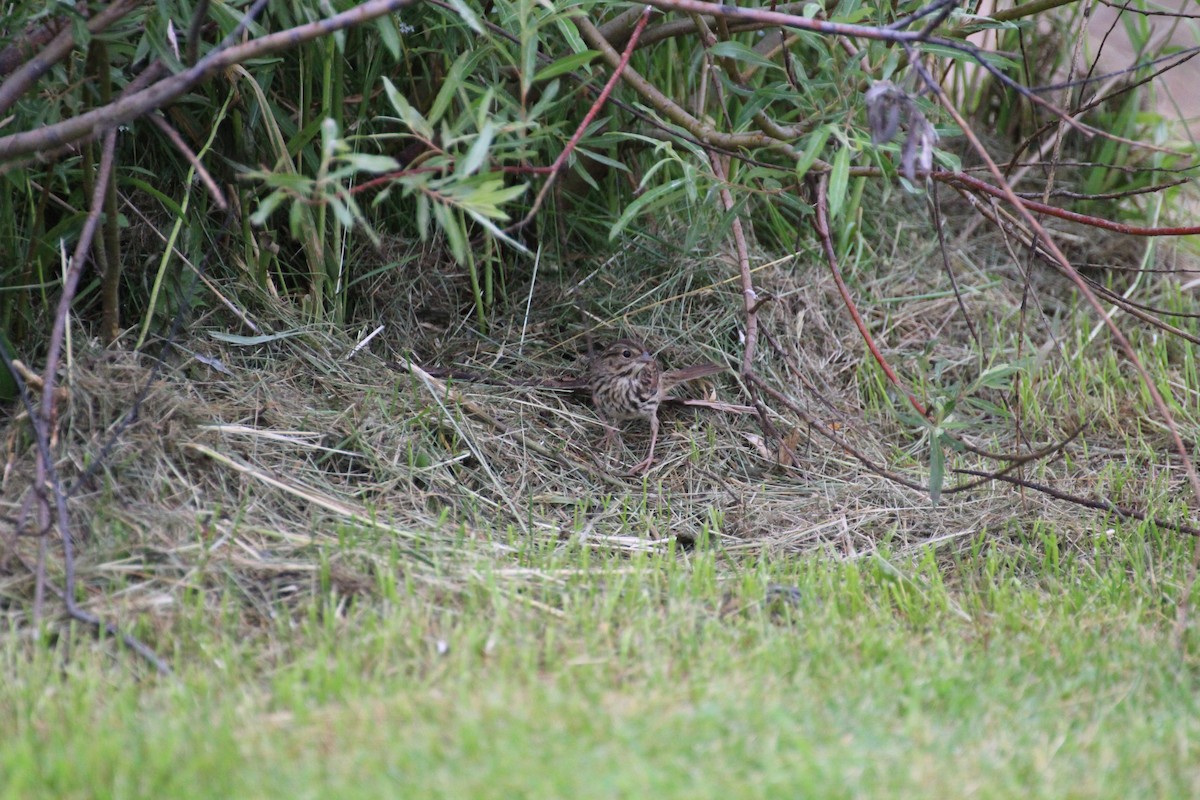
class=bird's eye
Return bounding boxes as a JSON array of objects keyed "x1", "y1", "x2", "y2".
[{"x1": 621, "y1": 349, "x2": 631, "y2": 358}]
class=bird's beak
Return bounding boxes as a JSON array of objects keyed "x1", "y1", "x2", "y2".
[{"x1": 639, "y1": 350, "x2": 652, "y2": 362}]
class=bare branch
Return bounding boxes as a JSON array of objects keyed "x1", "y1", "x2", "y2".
[{"x1": 0, "y1": 0, "x2": 416, "y2": 162}]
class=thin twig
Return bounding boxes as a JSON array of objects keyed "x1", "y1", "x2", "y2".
[
  {"x1": 3, "y1": 197, "x2": 170, "y2": 672},
  {"x1": 0, "y1": 0, "x2": 139, "y2": 117},
  {"x1": 508, "y1": 6, "x2": 653, "y2": 233},
  {"x1": 945, "y1": 172, "x2": 1200, "y2": 236},
  {"x1": 148, "y1": 114, "x2": 228, "y2": 210},
  {"x1": 812, "y1": 172, "x2": 930, "y2": 419},
  {"x1": 954, "y1": 469, "x2": 1200, "y2": 539},
  {"x1": 906, "y1": 46, "x2": 1200, "y2": 645},
  {"x1": 928, "y1": 181, "x2": 980, "y2": 350},
  {"x1": 0, "y1": 0, "x2": 404, "y2": 162},
  {"x1": 749, "y1": 374, "x2": 929, "y2": 493}
]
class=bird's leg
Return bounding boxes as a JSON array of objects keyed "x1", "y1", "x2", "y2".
[
  {"x1": 630, "y1": 414, "x2": 659, "y2": 474},
  {"x1": 596, "y1": 419, "x2": 623, "y2": 463}
]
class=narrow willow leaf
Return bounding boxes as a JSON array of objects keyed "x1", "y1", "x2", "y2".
[
  {"x1": 609, "y1": 179, "x2": 687, "y2": 240},
  {"x1": 521, "y1": 31, "x2": 539, "y2": 96},
  {"x1": 375, "y1": 14, "x2": 402, "y2": 60},
  {"x1": 572, "y1": 146, "x2": 630, "y2": 172},
  {"x1": 340, "y1": 153, "x2": 400, "y2": 173},
  {"x1": 708, "y1": 41, "x2": 780, "y2": 72},
  {"x1": 975, "y1": 362, "x2": 1025, "y2": 390},
  {"x1": 288, "y1": 200, "x2": 305, "y2": 239},
  {"x1": 458, "y1": 122, "x2": 496, "y2": 177},
  {"x1": 933, "y1": 148, "x2": 962, "y2": 172},
  {"x1": 533, "y1": 50, "x2": 598, "y2": 82},
  {"x1": 341, "y1": 194, "x2": 381, "y2": 247},
  {"x1": 928, "y1": 433, "x2": 945, "y2": 507},
  {"x1": 827, "y1": 146, "x2": 850, "y2": 219},
  {"x1": 570, "y1": 158, "x2": 601, "y2": 191},
  {"x1": 328, "y1": 194, "x2": 355, "y2": 228},
  {"x1": 446, "y1": 0, "x2": 484, "y2": 34},
  {"x1": 457, "y1": 178, "x2": 526, "y2": 217},
  {"x1": 794, "y1": 125, "x2": 831, "y2": 181},
  {"x1": 920, "y1": 43, "x2": 1018, "y2": 70},
  {"x1": 529, "y1": 79, "x2": 561, "y2": 117},
  {"x1": 474, "y1": 87, "x2": 495, "y2": 131},
  {"x1": 119, "y1": 177, "x2": 185, "y2": 217},
  {"x1": 257, "y1": 172, "x2": 311, "y2": 192},
  {"x1": 428, "y1": 51, "x2": 469, "y2": 127},
  {"x1": 416, "y1": 193, "x2": 431, "y2": 239},
  {"x1": 957, "y1": 16, "x2": 1021, "y2": 31},
  {"x1": 250, "y1": 190, "x2": 287, "y2": 226},
  {"x1": 638, "y1": 157, "x2": 677, "y2": 190},
  {"x1": 381, "y1": 77, "x2": 432, "y2": 139},
  {"x1": 210, "y1": 330, "x2": 305, "y2": 345},
  {"x1": 554, "y1": 17, "x2": 588, "y2": 54},
  {"x1": 321, "y1": 118, "x2": 340, "y2": 158},
  {"x1": 464, "y1": 209, "x2": 531, "y2": 255},
  {"x1": 433, "y1": 201, "x2": 467, "y2": 263}
]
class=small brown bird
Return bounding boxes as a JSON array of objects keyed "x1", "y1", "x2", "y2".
[{"x1": 588, "y1": 338, "x2": 726, "y2": 473}]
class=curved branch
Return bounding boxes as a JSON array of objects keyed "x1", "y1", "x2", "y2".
[
  {"x1": 0, "y1": 0, "x2": 141, "y2": 117},
  {"x1": 813, "y1": 172, "x2": 930, "y2": 419},
  {"x1": 0, "y1": 0, "x2": 416, "y2": 162},
  {"x1": 572, "y1": 13, "x2": 797, "y2": 156},
  {"x1": 944, "y1": 174, "x2": 1200, "y2": 236}
]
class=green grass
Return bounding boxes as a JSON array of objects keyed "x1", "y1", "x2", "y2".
[
  {"x1": 5, "y1": 0, "x2": 1200, "y2": 796},
  {"x1": 7, "y1": 223, "x2": 1200, "y2": 798},
  {"x1": 3, "y1": 536, "x2": 1198, "y2": 799}
]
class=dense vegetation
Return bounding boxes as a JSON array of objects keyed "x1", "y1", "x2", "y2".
[{"x1": 2, "y1": 0, "x2": 1199, "y2": 794}]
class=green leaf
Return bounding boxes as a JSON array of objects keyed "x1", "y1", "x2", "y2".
[
  {"x1": 288, "y1": 200, "x2": 305, "y2": 239},
  {"x1": 287, "y1": 116, "x2": 327, "y2": 159},
  {"x1": 433, "y1": 201, "x2": 467, "y2": 263},
  {"x1": 533, "y1": 50, "x2": 599, "y2": 82},
  {"x1": 521, "y1": 30, "x2": 539, "y2": 94},
  {"x1": 794, "y1": 125, "x2": 831, "y2": 181},
  {"x1": 458, "y1": 123, "x2": 496, "y2": 177},
  {"x1": 428, "y1": 51, "x2": 469, "y2": 127},
  {"x1": 569, "y1": 158, "x2": 601, "y2": 191},
  {"x1": 474, "y1": 87, "x2": 495, "y2": 131},
  {"x1": 553, "y1": 17, "x2": 588, "y2": 54},
  {"x1": 827, "y1": 145, "x2": 850, "y2": 220},
  {"x1": 328, "y1": 194, "x2": 356, "y2": 228},
  {"x1": 953, "y1": 9, "x2": 1025, "y2": 31},
  {"x1": 250, "y1": 190, "x2": 287, "y2": 227},
  {"x1": 928, "y1": 433, "x2": 945, "y2": 507},
  {"x1": 463, "y1": 208, "x2": 531, "y2": 255},
  {"x1": 255, "y1": 172, "x2": 311, "y2": 192},
  {"x1": 320, "y1": 118, "x2": 340, "y2": 159},
  {"x1": 375, "y1": 14, "x2": 402, "y2": 60},
  {"x1": 708, "y1": 41, "x2": 780, "y2": 73},
  {"x1": 528, "y1": 79, "x2": 561, "y2": 117},
  {"x1": 416, "y1": 193, "x2": 431, "y2": 239},
  {"x1": 572, "y1": 146, "x2": 630, "y2": 172},
  {"x1": 609, "y1": 179, "x2": 687, "y2": 240},
  {"x1": 69, "y1": 13, "x2": 91, "y2": 49},
  {"x1": 340, "y1": 153, "x2": 400, "y2": 173},
  {"x1": 455, "y1": 178, "x2": 526, "y2": 218},
  {"x1": 974, "y1": 362, "x2": 1025, "y2": 391},
  {"x1": 210, "y1": 330, "x2": 306, "y2": 345},
  {"x1": 933, "y1": 148, "x2": 962, "y2": 172},
  {"x1": 638, "y1": 157, "x2": 676, "y2": 189},
  {"x1": 445, "y1": 0, "x2": 484, "y2": 34},
  {"x1": 382, "y1": 77, "x2": 432, "y2": 139},
  {"x1": 118, "y1": 176, "x2": 185, "y2": 217},
  {"x1": 920, "y1": 44, "x2": 1018, "y2": 70}
]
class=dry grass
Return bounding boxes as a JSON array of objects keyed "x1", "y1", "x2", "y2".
[{"x1": 2, "y1": 214, "x2": 1198, "y2": 644}]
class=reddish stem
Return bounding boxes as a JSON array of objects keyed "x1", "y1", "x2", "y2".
[
  {"x1": 813, "y1": 173, "x2": 929, "y2": 419},
  {"x1": 508, "y1": 6, "x2": 654, "y2": 232}
]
